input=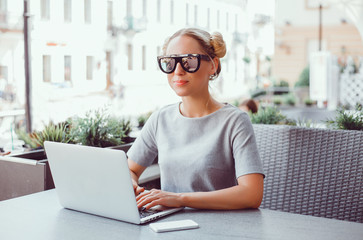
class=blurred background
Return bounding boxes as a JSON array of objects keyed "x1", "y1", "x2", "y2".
[{"x1": 0, "y1": 0, "x2": 362, "y2": 152}]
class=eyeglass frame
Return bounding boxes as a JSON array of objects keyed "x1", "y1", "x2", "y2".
[{"x1": 157, "y1": 54, "x2": 211, "y2": 74}]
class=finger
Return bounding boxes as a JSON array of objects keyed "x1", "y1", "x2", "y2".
[
  {"x1": 144, "y1": 199, "x2": 162, "y2": 210},
  {"x1": 137, "y1": 194, "x2": 159, "y2": 208},
  {"x1": 136, "y1": 190, "x2": 151, "y2": 201},
  {"x1": 135, "y1": 186, "x2": 144, "y2": 195}
]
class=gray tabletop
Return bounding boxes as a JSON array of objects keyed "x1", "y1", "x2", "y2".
[{"x1": 0, "y1": 190, "x2": 362, "y2": 240}]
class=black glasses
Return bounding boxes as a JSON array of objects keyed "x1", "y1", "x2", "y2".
[{"x1": 157, "y1": 54, "x2": 210, "y2": 74}]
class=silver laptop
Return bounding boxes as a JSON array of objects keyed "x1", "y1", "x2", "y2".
[{"x1": 44, "y1": 141, "x2": 183, "y2": 224}]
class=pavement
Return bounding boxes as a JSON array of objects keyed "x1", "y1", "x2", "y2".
[{"x1": 279, "y1": 106, "x2": 336, "y2": 123}]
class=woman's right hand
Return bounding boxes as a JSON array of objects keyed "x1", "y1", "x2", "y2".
[{"x1": 132, "y1": 179, "x2": 145, "y2": 196}]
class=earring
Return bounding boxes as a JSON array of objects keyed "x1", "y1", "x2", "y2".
[{"x1": 209, "y1": 74, "x2": 216, "y2": 80}]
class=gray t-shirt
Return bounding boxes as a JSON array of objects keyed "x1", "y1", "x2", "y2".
[{"x1": 127, "y1": 103, "x2": 264, "y2": 193}]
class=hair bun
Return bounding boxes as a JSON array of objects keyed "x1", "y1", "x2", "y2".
[{"x1": 210, "y1": 32, "x2": 226, "y2": 58}]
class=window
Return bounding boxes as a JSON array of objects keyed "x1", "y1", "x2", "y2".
[
  {"x1": 235, "y1": 14, "x2": 238, "y2": 31},
  {"x1": 0, "y1": 0, "x2": 7, "y2": 12},
  {"x1": 107, "y1": 0, "x2": 113, "y2": 30},
  {"x1": 170, "y1": 0, "x2": 174, "y2": 24},
  {"x1": 185, "y1": 3, "x2": 189, "y2": 25},
  {"x1": 143, "y1": 0, "x2": 147, "y2": 18},
  {"x1": 0, "y1": 65, "x2": 8, "y2": 98},
  {"x1": 226, "y1": 12, "x2": 229, "y2": 31},
  {"x1": 43, "y1": 55, "x2": 51, "y2": 82},
  {"x1": 0, "y1": 65, "x2": 8, "y2": 81},
  {"x1": 64, "y1": 0, "x2": 72, "y2": 22},
  {"x1": 194, "y1": 5, "x2": 197, "y2": 26},
  {"x1": 127, "y1": 44, "x2": 133, "y2": 70},
  {"x1": 157, "y1": 0, "x2": 160, "y2": 22},
  {"x1": 142, "y1": 46, "x2": 146, "y2": 70},
  {"x1": 41, "y1": 0, "x2": 50, "y2": 20},
  {"x1": 84, "y1": 0, "x2": 91, "y2": 24},
  {"x1": 86, "y1": 56, "x2": 93, "y2": 80},
  {"x1": 64, "y1": 56, "x2": 71, "y2": 81}
]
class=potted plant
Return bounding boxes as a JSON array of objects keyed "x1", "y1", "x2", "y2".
[
  {"x1": 273, "y1": 97, "x2": 282, "y2": 106},
  {"x1": 1, "y1": 109, "x2": 136, "y2": 200},
  {"x1": 304, "y1": 98, "x2": 314, "y2": 107},
  {"x1": 249, "y1": 106, "x2": 296, "y2": 125},
  {"x1": 283, "y1": 94, "x2": 296, "y2": 106},
  {"x1": 325, "y1": 104, "x2": 363, "y2": 131}
]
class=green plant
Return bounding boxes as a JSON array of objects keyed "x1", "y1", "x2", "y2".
[
  {"x1": 273, "y1": 97, "x2": 282, "y2": 105},
  {"x1": 70, "y1": 109, "x2": 133, "y2": 148},
  {"x1": 15, "y1": 128, "x2": 39, "y2": 149},
  {"x1": 295, "y1": 66, "x2": 309, "y2": 87},
  {"x1": 284, "y1": 94, "x2": 296, "y2": 106},
  {"x1": 242, "y1": 56, "x2": 251, "y2": 64},
  {"x1": 33, "y1": 122, "x2": 72, "y2": 147},
  {"x1": 304, "y1": 98, "x2": 314, "y2": 106},
  {"x1": 277, "y1": 80, "x2": 289, "y2": 88},
  {"x1": 249, "y1": 106, "x2": 296, "y2": 125},
  {"x1": 137, "y1": 112, "x2": 152, "y2": 128},
  {"x1": 296, "y1": 118, "x2": 318, "y2": 128},
  {"x1": 325, "y1": 104, "x2": 363, "y2": 131},
  {"x1": 231, "y1": 99, "x2": 239, "y2": 107}
]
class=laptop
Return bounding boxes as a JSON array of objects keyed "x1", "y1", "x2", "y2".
[{"x1": 44, "y1": 141, "x2": 183, "y2": 224}]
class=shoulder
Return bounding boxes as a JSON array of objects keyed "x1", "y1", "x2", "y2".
[
  {"x1": 158, "y1": 102, "x2": 179, "y2": 114},
  {"x1": 145, "y1": 102, "x2": 179, "y2": 124},
  {"x1": 219, "y1": 104, "x2": 251, "y2": 122},
  {"x1": 217, "y1": 104, "x2": 254, "y2": 133}
]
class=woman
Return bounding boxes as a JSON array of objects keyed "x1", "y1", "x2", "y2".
[{"x1": 127, "y1": 28, "x2": 264, "y2": 210}]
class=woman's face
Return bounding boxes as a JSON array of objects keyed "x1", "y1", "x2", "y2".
[{"x1": 165, "y1": 35, "x2": 216, "y2": 98}]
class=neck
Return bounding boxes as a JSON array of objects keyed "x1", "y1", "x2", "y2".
[{"x1": 180, "y1": 94, "x2": 223, "y2": 118}]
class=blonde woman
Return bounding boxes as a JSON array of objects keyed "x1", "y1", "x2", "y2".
[{"x1": 127, "y1": 28, "x2": 264, "y2": 210}]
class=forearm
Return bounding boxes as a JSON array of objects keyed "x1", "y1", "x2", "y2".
[
  {"x1": 136, "y1": 174, "x2": 264, "y2": 210},
  {"x1": 179, "y1": 174, "x2": 264, "y2": 210},
  {"x1": 129, "y1": 170, "x2": 139, "y2": 183},
  {"x1": 180, "y1": 185, "x2": 262, "y2": 210}
]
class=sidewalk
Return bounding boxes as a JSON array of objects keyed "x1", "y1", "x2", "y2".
[{"x1": 279, "y1": 106, "x2": 336, "y2": 123}]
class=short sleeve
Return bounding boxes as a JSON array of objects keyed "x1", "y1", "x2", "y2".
[
  {"x1": 127, "y1": 111, "x2": 159, "y2": 167},
  {"x1": 232, "y1": 113, "x2": 264, "y2": 178}
]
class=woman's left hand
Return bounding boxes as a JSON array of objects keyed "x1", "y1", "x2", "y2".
[{"x1": 136, "y1": 189, "x2": 183, "y2": 210}]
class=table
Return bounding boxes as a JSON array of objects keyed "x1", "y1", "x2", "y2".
[{"x1": 0, "y1": 190, "x2": 362, "y2": 240}]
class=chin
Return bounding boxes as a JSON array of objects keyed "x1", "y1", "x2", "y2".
[
  {"x1": 173, "y1": 91, "x2": 189, "y2": 97},
  {"x1": 170, "y1": 87, "x2": 188, "y2": 97}
]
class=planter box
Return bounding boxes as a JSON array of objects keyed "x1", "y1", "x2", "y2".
[
  {"x1": 0, "y1": 143, "x2": 134, "y2": 201},
  {"x1": 0, "y1": 149, "x2": 51, "y2": 201},
  {"x1": 253, "y1": 124, "x2": 363, "y2": 223}
]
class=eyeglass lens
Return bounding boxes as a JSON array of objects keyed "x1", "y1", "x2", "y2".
[{"x1": 160, "y1": 56, "x2": 199, "y2": 73}]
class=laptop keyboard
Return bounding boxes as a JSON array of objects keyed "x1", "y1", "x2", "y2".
[{"x1": 139, "y1": 207, "x2": 161, "y2": 218}]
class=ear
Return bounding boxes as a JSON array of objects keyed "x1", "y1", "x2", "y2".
[{"x1": 209, "y1": 57, "x2": 219, "y2": 75}]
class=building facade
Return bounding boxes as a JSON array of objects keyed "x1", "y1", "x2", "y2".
[
  {"x1": 273, "y1": 0, "x2": 363, "y2": 87},
  {"x1": 1, "y1": 0, "x2": 266, "y2": 128}
]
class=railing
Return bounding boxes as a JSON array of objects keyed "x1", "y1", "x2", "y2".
[{"x1": 339, "y1": 56, "x2": 363, "y2": 108}]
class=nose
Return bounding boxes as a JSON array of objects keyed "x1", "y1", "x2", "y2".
[{"x1": 174, "y1": 62, "x2": 186, "y2": 75}]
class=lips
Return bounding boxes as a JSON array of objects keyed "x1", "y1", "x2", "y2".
[{"x1": 174, "y1": 80, "x2": 189, "y2": 86}]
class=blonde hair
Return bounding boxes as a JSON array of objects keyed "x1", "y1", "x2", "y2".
[{"x1": 162, "y1": 28, "x2": 227, "y2": 78}]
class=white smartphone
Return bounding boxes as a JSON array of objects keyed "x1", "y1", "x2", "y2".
[{"x1": 149, "y1": 219, "x2": 199, "y2": 233}]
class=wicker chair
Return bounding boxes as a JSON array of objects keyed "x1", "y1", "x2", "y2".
[{"x1": 253, "y1": 124, "x2": 363, "y2": 223}]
